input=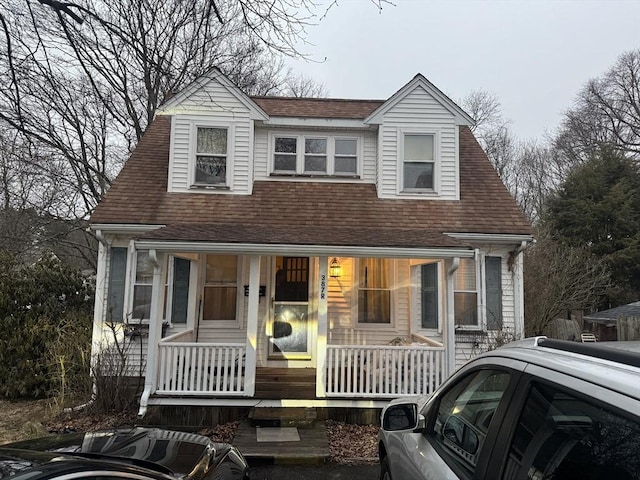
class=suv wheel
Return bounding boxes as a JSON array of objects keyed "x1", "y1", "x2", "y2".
[{"x1": 380, "y1": 456, "x2": 392, "y2": 480}]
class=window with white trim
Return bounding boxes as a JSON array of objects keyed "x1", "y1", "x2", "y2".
[
  {"x1": 272, "y1": 134, "x2": 359, "y2": 176},
  {"x1": 132, "y1": 250, "x2": 153, "y2": 321},
  {"x1": 403, "y1": 133, "x2": 435, "y2": 190},
  {"x1": 357, "y1": 258, "x2": 391, "y2": 324},
  {"x1": 454, "y1": 258, "x2": 478, "y2": 327},
  {"x1": 194, "y1": 126, "x2": 227, "y2": 185},
  {"x1": 202, "y1": 255, "x2": 239, "y2": 322},
  {"x1": 421, "y1": 263, "x2": 439, "y2": 329}
]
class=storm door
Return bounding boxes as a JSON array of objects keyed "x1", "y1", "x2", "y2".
[{"x1": 269, "y1": 256, "x2": 311, "y2": 359}]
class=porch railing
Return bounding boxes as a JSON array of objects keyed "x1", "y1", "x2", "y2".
[
  {"x1": 324, "y1": 344, "x2": 445, "y2": 398},
  {"x1": 156, "y1": 342, "x2": 246, "y2": 396}
]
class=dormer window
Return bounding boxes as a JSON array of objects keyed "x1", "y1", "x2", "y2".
[
  {"x1": 402, "y1": 133, "x2": 436, "y2": 191},
  {"x1": 272, "y1": 133, "x2": 360, "y2": 177},
  {"x1": 194, "y1": 127, "x2": 228, "y2": 185}
]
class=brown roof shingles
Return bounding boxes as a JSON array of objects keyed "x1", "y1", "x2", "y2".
[
  {"x1": 251, "y1": 97, "x2": 383, "y2": 119},
  {"x1": 91, "y1": 110, "x2": 532, "y2": 248}
]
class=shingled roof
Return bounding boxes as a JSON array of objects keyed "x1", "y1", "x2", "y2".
[
  {"x1": 252, "y1": 97, "x2": 383, "y2": 119},
  {"x1": 90, "y1": 105, "x2": 531, "y2": 248}
]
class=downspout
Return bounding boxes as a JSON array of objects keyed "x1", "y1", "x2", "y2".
[
  {"x1": 139, "y1": 249, "x2": 162, "y2": 418},
  {"x1": 446, "y1": 257, "x2": 460, "y2": 377}
]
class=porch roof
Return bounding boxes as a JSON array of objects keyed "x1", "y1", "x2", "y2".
[{"x1": 90, "y1": 116, "x2": 532, "y2": 246}]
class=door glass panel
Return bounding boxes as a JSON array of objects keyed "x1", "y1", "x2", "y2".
[{"x1": 271, "y1": 257, "x2": 310, "y2": 358}]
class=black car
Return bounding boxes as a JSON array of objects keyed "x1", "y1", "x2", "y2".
[{"x1": 1, "y1": 427, "x2": 249, "y2": 480}]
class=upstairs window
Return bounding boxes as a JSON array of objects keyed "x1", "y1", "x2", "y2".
[
  {"x1": 334, "y1": 139, "x2": 358, "y2": 175},
  {"x1": 274, "y1": 137, "x2": 297, "y2": 173},
  {"x1": 403, "y1": 133, "x2": 435, "y2": 190},
  {"x1": 272, "y1": 134, "x2": 359, "y2": 176},
  {"x1": 304, "y1": 138, "x2": 328, "y2": 173},
  {"x1": 195, "y1": 127, "x2": 227, "y2": 185}
]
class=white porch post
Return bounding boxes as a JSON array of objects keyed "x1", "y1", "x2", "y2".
[
  {"x1": 138, "y1": 250, "x2": 166, "y2": 417},
  {"x1": 91, "y1": 238, "x2": 108, "y2": 362},
  {"x1": 513, "y1": 249, "x2": 525, "y2": 340},
  {"x1": 316, "y1": 256, "x2": 328, "y2": 398},
  {"x1": 244, "y1": 255, "x2": 260, "y2": 396},
  {"x1": 445, "y1": 258, "x2": 460, "y2": 377}
]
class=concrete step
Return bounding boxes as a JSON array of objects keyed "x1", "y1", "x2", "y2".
[
  {"x1": 249, "y1": 407, "x2": 317, "y2": 428},
  {"x1": 232, "y1": 421, "x2": 330, "y2": 465}
]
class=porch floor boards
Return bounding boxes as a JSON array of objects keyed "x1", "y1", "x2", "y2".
[{"x1": 254, "y1": 367, "x2": 317, "y2": 400}]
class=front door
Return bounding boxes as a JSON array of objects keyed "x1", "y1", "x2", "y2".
[{"x1": 268, "y1": 256, "x2": 311, "y2": 360}]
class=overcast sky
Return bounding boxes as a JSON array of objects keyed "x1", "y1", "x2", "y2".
[{"x1": 287, "y1": 0, "x2": 640, "y2": 140}]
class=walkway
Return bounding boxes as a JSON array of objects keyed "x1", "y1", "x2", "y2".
[{"x1": 232, "y1": 421, "x2": 331, "y2": 465}]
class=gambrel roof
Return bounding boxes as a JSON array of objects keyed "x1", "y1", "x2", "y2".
[{"x1": 90, "y1": 110, "x2": 532, "y2": 248}]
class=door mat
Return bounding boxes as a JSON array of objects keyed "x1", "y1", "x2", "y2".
[{"x1": 255, "y1": 427, "x2": 300, "y2": 442}]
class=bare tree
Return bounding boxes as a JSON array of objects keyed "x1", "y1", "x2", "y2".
[
  {"x1": 524, "y1": 226, "x2": 611, "y2": 336},
  {"x1": 554, "y1": 49, "x2": 640, "y2": 164},
  {"x1": 282, "y1": 72, "x2": 328, "y2": 97},
  {"x1": 0, "y1": 0, "x2": 326, "y2": 218}
]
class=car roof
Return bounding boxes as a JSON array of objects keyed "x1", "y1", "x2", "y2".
[{"x1": 478, "y1": 337, "x2": 640, "y2": 401}]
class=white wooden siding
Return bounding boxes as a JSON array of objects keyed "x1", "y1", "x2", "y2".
[
  {"x1": 169, "y1": 115, "x2": 252, "y2": 194},
  {"x1": 377, "y1": 86, "x2": 458, "y2": 200}
]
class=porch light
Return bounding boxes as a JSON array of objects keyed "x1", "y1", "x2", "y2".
[{"x1": 329, "y1": 257, "x2": 342, "y2": 278}]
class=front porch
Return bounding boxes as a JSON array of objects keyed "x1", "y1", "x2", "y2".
[{"x1": 154, "y1": 330, "x2": 446, "y2": 400}]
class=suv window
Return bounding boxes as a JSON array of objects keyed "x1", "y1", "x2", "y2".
[
  {"x1": 432, "y1": 369, "x2": 511, "y2": 473},
  {"x1": 503, "y1": 381, "x2": 640, "y2": 480}
]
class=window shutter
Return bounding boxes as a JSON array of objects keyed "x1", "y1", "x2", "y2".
[
  {"x1": 421, "y1": 263, "x2": 438, "y2": 329},
  {"x1": 171, "y1": 257, "x2": 191, "y2": 324},
  {"x1": 485, "y1": 256, "x2": 503, "y2": 330},
  {"x1": 107, "y1": 247, "x2": 127, "y2": 322}
]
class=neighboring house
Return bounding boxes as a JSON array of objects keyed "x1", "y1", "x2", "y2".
[
  {"x1": 89, "y1": 70, "x2": 532, "y2": 416},
  {"x1": 584, "y1": 301, "x2": 640, "y2": 341}
]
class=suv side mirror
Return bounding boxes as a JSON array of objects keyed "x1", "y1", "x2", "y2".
[{"x1": 382, "y1": 403, "x2": 425, "y2": 432}]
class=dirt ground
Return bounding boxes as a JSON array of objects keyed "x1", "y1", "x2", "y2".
[
  {"x1": 0, "y1": 400, "x2": 379, "y2": 464},
  {"x1": 0, "y1": 399, "x2": 52, "y2": 444}
]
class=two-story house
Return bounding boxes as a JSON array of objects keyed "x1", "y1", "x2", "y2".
[{"x1": 89, "y1": 69, "x2": 532, "y2": 417}]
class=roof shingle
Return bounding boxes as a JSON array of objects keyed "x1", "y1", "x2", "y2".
[{"x1": 90, "y1": 116, "x2": 532, "y2": 248}]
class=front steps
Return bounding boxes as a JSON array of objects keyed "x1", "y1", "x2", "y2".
[{"x1": 249, "y1": 406, "x2": 318, "y2": 428}]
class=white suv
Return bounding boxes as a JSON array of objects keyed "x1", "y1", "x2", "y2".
[{"x1": 378, "y1": 337, "x2": 640, "y2": 480}]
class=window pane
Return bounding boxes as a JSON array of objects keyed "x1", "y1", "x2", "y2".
[
  {"x1": 404, "y1": 162, "x2": 433, "y2": 189},
  {"x1": 455, "y1": 292, "x2": 478, "y2": 326},
  {"x1": 275, "y1": 137, "x2": 297, "y2": 153},
  {"x1": 136, "y1": 250, "x2": 153, "y2": 283},
  {"x1": 359, "y1": 258, "x2": 389, "y2": 289},
  {"x1": 195, "y1": 156, "x2": 226, "y2": 184},
  {"x1": 358, "y1": 289, "x2": 391, "y2": 323},
  {"x1": 305, "y1": 138, "x2": 326, "y2": 154},
  {"x1": 421, "y1": 263, "x2": 438, "y2": 329},
  {"x1": 108, "y1": 247, "x2": 127, "y2": 322},
  {"x1": 206, "y1": 255, "x2": 237, "y2": 283},
  {"x1": 335, "y1": 139, "x2": 357, "y2": 155},
  {"x1": 197, "y1": 127, "x2": 227, "y2": 154},
  {"x1": 203, "y1": 286, "x2": 237, "y2": 320},
  {"x1": 171, "y1": 257, "x2": 190, "y2": 324},
  {"x1": 404, "y1": 134, "x2": 434, "y2": 161},
  {"x1": 503, "y1": 382, "x2": 640, "y2": 480},
  {"x1": 274, "y1": 154, "x2": 296, "y2": 171},
  {"x1": 485, "y1": 257, "x2": 503, "y2": 330},
  {"x1": 455, "y1": 258, "x2": 476, "y2": 290},
  {"x1": 304, "y1": 155, "x2": 327, "y2": 172},
  {"x1": 434, "y1": 370, "x2": 510, "y2": 472},
  {"x1": 335, "y1": 156, "x2": 357, "y2": 174},
  {"x1": 132, "y1": 285, "x2": 152, "y2": 320}
]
